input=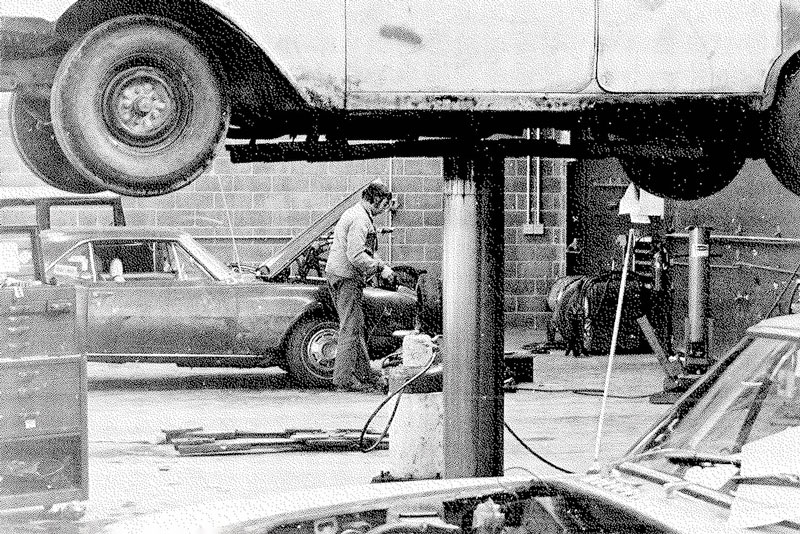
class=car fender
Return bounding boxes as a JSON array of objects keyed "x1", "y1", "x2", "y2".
[
  {"x1": 235, "y1": 283, "x2": 333, "y2": 358},
  {"x1": 50, "y1": 0, "x2": 342, "y2": 109},
  {"x1": 742, "y1": 0, "x2": 800, "y2": 111}
]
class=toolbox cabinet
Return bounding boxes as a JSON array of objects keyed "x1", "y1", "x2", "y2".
[{"x1": 0, "y1": 275, "x2": 88, "y2": 509}]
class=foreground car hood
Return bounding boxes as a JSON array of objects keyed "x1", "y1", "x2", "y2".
[
  {"x1": 103, "y1": 476, "x2": 531, "y2": 534},
  {"x1": 103, "y1": 468, "x2": 793, "y2": 534}
]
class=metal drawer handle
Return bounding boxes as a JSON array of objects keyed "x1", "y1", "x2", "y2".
[
  {"x1": 8, "y1": 305, "x2": 32, "y2": 314},
  {"x1": 47, "y1": 300, "x2": 73, "y2": 313},
  {"x1": 18, "y1": 411, "x2": 40, "y2": 418},
  {"x1": 7, "y1": 341, "x2": 31, "y2": 351},
  {"x1": 7, "y1": 325, "x2": 31, "y2": 335}
]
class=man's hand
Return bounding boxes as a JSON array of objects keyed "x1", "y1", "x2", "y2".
[{"x1": 380, "y1": 265, "x2": 395, "y2": 280}]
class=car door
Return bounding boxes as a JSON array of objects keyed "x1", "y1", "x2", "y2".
[
  {"x1": 346, "y1": 0, "x2": 596, "y2": 94},
  {"x1": 596, "y1": 0, "x2": 781, "y2": 93},
  {"x1": 86, "y1": 239, "x2": 236, "y2": 358}
]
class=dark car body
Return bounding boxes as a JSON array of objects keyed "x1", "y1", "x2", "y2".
[
  {"x1": 105, "y1": 314, "x2": 800, "y2": 533},
  {"x1": 43, "y1": 225, "x2": 417, "y2": 387}
]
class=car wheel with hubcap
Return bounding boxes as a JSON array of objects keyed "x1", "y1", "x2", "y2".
[
  {"x1": 286, "y1": 317, "x2": 339, "y2": 388},
  {"x1": 50, "y1": 15, "x2": 229, "y2": 197}
]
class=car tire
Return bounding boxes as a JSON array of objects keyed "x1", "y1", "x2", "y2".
[
  {"x1": 9, "y1": 92, "x2": 105, "y2": 194},
  {"x1": 766, "y1": 65, "x2": 800, "y2": 196},
  {"x1": 619, "y1": 148, "x2": 744, "y2": 201},
  {"x1": 285, "y1": 317, "x2": 340, "y2": 388},
  {"x1": 50, "y1": 15, "x2": 229, "y2": 197},
  {"x1": 392, "y1": 265, "x2": 422, "y2": 290}
]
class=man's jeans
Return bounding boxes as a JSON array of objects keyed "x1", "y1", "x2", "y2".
[{"x1": 329, "y1": 277, "x2": 371, "y2": 387}]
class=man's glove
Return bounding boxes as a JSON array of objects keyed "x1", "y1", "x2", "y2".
[{"x1": 380, "y1": 265, "x2": 395, "y2": 280}]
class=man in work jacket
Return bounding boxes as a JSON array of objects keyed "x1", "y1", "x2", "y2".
[{"x1": 326, "y1": 181, "x2": 395, "y2": 392}]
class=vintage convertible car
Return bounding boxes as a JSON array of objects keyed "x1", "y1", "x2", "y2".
[
  {"x1": 2, "y1": 1, "x2": 800, "y2": 200},
  {"x1": 104, "y1": 313, "x2": 800, "y2": 533},
  {"x1": 42, "y1": 222, "x2": 421, "y2": 387}
]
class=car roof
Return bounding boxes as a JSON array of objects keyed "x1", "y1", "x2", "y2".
[
  {"x1": 747, "y1": 313, "x2": 800, "y2": 339},
  {"x1": 41, "y1": 226, "x2": 191, "y2": 242},
  {"x1": 39, "y1": 227, "x2": 196, "y2": 267}
]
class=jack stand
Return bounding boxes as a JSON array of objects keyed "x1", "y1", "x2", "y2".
[
  {"x1": 643, "y1": 226, "x2": 716, "y2": 404},
  {"x1": 638, "y1": 316, "x2": 701, "y2": 405},
  {"x1": 682, "y1": 341, "x2": 711, "y2": 375}
]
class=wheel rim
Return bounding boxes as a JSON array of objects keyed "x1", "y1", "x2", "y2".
[
  {"x1": 305, "y1": 327, "x2": 338, "y2": 378},
  {"x1": 102, "y1": 61, "x2": 189, "y2": 149}
]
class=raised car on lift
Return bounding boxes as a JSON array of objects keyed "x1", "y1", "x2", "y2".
[{"x1": 3, "y1": 1, "x2": 800, "y2": 200}]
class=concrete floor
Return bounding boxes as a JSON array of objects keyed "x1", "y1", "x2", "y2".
[{"x1": 0, "y1": 328, "x2": 671, "y2": 533}]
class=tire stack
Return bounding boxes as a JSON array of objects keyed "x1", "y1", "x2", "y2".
[
  {"x1": 549, "y1": 272, "x2": 650, "y2": 356},
  {"x1": 547, "y1": 275, "x2": 588, "y2": 355}
]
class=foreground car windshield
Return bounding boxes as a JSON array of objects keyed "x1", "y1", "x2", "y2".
[{"x1": 636, "y1": 336, "x2": 800, "y2": 484}]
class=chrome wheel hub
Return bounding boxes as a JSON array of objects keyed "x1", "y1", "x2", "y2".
[
  {"x1": 106, "y1": 66, "x2": 180, "y2": 146},
  {"x1": 307, "y1": 328, "x2": 338, "y2": 372}
]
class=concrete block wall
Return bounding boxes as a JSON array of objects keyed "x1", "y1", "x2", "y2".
[{"x1": 0, "y1": 93, "x2": 566, "y2": 328}]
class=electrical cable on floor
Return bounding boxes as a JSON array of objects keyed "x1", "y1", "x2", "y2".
[
  {"x1": 504, "y1": 420, "x2": 573, "y2": 474},
  {"x1": 516, "y1": 387, "x2": 657, "y2": 399},
  {"x1": 359, "y1": 347, "x2": 438, "y2": 453}
]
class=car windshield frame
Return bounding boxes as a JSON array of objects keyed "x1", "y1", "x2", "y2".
[{"x1": 624, "y1": 333, "x2": 800, "y2": 488}]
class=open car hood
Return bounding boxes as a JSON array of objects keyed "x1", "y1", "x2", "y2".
[
  {"x1": 257, "y1": 182, "x2": 371, "y2": 281},
  {"x1": 102, "y1": 467, "x2": 784, "y2": 534}
]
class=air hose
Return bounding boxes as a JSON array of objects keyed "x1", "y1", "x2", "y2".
[{"x1": 359, "y1": 345, "x2": 438, "y2": 453}]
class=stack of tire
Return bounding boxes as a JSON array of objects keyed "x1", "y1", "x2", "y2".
[{"x1": 548, "y1": 272, "x2": 649, "y2": 356}]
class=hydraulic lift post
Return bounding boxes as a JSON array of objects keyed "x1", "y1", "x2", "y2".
[{"x1": 442, "y1": 150, "x2": 505, "y2": 478}]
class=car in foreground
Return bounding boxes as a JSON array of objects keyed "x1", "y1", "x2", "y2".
[
  {"x1": 2, "y1": 1, "x2": 800, "y2": 201},
  {"x1": 104, "y1": 312, "x2": 800, "y2": 533},
  {"x1": 41, "y1": 221, "x2": 421, "y2": 387}
]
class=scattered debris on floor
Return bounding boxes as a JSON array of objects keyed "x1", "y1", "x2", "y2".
[{"x1": 163, "y1": 428, "x2": 388, "y2": 456}]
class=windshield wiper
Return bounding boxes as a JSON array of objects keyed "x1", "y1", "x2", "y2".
[
  {"x1": 612, "y1": 447, "x2": 740, "y2": 468},
  {"x1": 732, "y1": 473, "x2": 800, "y2": 487},
  {"x1": 662, "y1": 450, "x2": 741, "y2": 467}
]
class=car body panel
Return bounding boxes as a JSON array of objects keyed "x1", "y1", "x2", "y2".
[
  {"x1": 597, "y1": 0, "x2": 782, "y2": 93},
  {"x1": 235, "y1": 283, "x2": 329, "y2": 355},
  {"x1": 39, "y1": 227, "x2": 416, "y2": 366},
  {"x1": 86, "y1": 280, "x2": 238, "y2": 355},
  {"x1": 102, "y1": 469, "x2": 799, "y2": 534},
  {"x1": 346, "y1": 1, "x2": 595, "y2": 94},
  {"x1": 0, "y1": 1, "x2": 792, "y2": 111}
]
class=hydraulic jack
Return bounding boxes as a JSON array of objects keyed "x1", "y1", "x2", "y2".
[{"x1": 642, "y1": 226, "x2": 715, "y2": 404}]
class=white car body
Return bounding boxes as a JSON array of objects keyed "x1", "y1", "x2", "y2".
[{"x1": 0, "y1": 1, "x2": 788, "y2": 110}]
